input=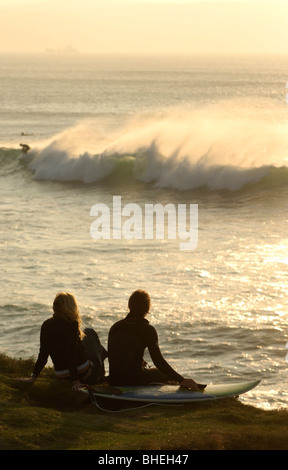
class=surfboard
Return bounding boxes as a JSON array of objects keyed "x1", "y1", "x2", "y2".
[{"x1": 80, "y1": 380, "x2": 261, "y2": 404}]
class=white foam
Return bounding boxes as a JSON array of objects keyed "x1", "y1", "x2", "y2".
[{"x1": 23, "y1": 100, "x2": 288, "y2": 190}]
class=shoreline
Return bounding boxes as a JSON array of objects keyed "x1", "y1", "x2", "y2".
[{"x1": 1, "y1": 353, "x2": 288, "y2": 450}]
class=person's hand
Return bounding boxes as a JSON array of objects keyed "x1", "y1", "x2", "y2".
[
  {"x1": 71, "y1": 380, "x2": 82, "y2": 391},
  {"x1": 196, "y1": 383, "x2": 207, "y2": 390},
  {"x1": 180, "y1": 378, "x2": 200, "y2": 391},
  {"x1": 15, "y1": 377, "x2": 36, "y2": 383}
]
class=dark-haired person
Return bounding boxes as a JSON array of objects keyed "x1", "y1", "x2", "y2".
[
  {"x1": 108, "y1": 290, "x2": 205, "y2": 391},
  {"x1": 18, "y1": 292, "x2": 107, "y2": 391}
]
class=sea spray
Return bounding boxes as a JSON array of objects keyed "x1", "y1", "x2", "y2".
[{"x1": 19, "y1": 100, "x2": 288, "y2": 191}]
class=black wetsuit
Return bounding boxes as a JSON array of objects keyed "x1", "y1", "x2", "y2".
[
  {"x1": 32, "y1": 318, "x2": 88, "y2": 381},
  {"x1": 108, "y1": 313, "x2": 183, "y2": 386},
  {"x1": 32, "y1": 318, "x2": 107, "y2": 383}
]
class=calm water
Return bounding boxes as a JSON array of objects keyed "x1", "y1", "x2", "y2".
[{"x1": 1, "y1": 53, "x2": 288, "y2": 409}]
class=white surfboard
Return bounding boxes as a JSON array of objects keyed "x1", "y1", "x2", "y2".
[{"x1": 80, "y1": 380, "x2": 261, "y2": 404}]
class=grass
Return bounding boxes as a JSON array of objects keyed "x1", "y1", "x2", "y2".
[{"x1": 0, "y1": 352, "x2": 287, "y2": 450}]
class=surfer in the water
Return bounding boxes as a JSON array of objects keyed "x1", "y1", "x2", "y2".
[
  {"x1": 108, "y1": 289, "x2": 205, "y2": 391},
  {"x1": 20, "y1": 143, "x2": 30, "y2": 153}
]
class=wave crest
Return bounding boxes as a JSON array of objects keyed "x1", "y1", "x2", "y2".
[{"x1": 19, "y1": 104, "x2": 288, "y2": 191}]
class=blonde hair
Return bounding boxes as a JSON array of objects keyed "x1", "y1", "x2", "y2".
[{"x1": 53, "y1": 292, "x2": 85, "y2": 339}]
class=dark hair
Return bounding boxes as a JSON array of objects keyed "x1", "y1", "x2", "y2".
[{"x1": 128, "y1": 290, "x2": 151, "y2": 317}]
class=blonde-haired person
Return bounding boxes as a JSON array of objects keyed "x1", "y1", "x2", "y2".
[{"x1": 20, "y1": 292, "x2": 107, "y2": 391}]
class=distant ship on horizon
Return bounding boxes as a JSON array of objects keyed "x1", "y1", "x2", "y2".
[{"x1": 46, "y1": 45, "x2": 78, "y2": 54}]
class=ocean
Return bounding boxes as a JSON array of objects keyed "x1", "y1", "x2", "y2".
[{"x1": 0, "y1": 53, "x2": 288, "y2": 410}]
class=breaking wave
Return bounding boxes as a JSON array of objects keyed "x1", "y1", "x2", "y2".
[{"x1": 14, "y1": 102, "x2": 288, "y2": 191}]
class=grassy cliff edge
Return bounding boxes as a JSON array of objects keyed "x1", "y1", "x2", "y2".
[{"x1": 0, "y1": 353, "x2": 287, "y2": 450}]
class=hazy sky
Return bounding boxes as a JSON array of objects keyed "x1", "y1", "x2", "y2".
[{"x1": 1, "y1": 0, "x2": 288, "y2": 54}]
